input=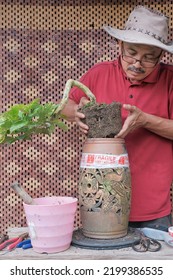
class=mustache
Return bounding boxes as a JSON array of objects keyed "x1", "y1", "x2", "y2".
[{"x1": 127, "y1": 65, "x2": 145, "y2": 74}]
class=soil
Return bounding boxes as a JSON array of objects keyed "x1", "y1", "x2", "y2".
[{"x1": 78, "y1": 101, "x2": 122, "y2": 138}]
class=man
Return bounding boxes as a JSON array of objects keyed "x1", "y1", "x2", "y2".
[{"x1": 62, "y1": 6, "x2": 173, "y2": 230}]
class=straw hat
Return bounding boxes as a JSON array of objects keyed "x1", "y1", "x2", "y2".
[{"x1": 103, "y1": 6, "x2": 173, "y2": 54}]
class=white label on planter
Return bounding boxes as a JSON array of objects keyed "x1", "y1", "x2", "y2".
[
  {"x1": 28, "y1": 222, "x2": 37, "y2": 239},
  {"x1": 80, "y1": 153, "x2": 129, "y2": 169}
]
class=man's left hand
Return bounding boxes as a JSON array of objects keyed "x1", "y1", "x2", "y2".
[{"x1": 116, "y1": 104, "x2": 147, "y2": 138}]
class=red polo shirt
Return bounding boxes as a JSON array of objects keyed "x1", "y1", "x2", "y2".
[{"x1": 69, "y1": 57, "x2": 173, "y2": 221}]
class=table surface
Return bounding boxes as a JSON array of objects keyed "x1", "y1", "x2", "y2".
[
  {"x1": 0, "y1": 242, "x2": 173, "y2": 260},
  {"x1": 0, "y1": 227, "x2": 173, "y2": 260}
]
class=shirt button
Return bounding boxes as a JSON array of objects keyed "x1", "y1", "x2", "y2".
[{"x1": 129, "y1": 94, "x2": 133, "y2": 98}]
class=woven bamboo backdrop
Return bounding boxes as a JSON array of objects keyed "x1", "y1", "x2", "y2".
[{"x1": 0, "y1": 0, "x2": 173, "y2": 233}]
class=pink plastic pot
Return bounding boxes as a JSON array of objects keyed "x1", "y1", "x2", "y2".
[{"x1": 23, "y1": 196, "x2": 78, "y2": 254}]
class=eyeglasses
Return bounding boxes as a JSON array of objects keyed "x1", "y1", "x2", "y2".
[{"x1": 122, "y1": 47, "x2": 162, "y2": 68}]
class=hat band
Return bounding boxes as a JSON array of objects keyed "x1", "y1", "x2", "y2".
[{"x1": 125, "y1": 26, "x2": 167, "y2": 44}]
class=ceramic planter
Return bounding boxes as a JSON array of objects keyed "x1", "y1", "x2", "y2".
[{"x1": 78, "y1": 138, "x2": 131, "y2": 239}]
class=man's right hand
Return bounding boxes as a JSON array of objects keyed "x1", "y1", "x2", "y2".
[{"x1": 75, "y1": 97, "x2": 89, "y2": 134}]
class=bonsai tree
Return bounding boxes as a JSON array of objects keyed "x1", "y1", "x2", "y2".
[{"x1": 0, "y1": 79, "x2": 96, "y2": 144}]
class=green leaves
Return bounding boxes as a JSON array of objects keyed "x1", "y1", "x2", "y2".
[{"x1": 0, "y1": 99, "x2": 68, "y2": 144}]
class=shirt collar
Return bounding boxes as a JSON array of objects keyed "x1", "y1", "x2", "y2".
[{"x1": 117, "y1": 56, "x2": 161, "y2": 85}]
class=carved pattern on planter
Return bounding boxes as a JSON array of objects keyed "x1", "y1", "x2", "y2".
[{"x1": 79, "y1": 167, "x2": 131, "y2": 215}]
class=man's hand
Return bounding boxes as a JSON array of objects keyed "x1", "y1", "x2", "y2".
[
  {"x1": 116, "y1": 104, "x2": 147, "y2": 138},
  {"x1": 75, "y1": 97, "x2": 90, "y2": 134}
]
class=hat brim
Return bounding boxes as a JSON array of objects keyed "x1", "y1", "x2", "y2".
[{"x1": 103, "y1": 26, "x2": 173, "y2": 54}]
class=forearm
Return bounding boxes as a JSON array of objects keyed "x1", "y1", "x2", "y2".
[{"x1": 144, "y1": 113, "x2": 173, "y2": 140}]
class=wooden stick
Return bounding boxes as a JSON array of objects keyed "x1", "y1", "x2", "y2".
[{"x1": 11, "y1": 182, "x2": 36, "y2": 205}]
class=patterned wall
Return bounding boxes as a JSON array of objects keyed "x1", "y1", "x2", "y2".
[{"x1": 0, "y1": 0, "x2": 173, "y2": 233}]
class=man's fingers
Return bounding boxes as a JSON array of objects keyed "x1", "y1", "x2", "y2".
[
  {"x1": 78, "y1": 97, "x2": 90, "y2": 108},
  {"x1": 116, "y1": 127, "x2": 129, "y2": 138},
  {"x1": 76, "y1": 111, "x2": 85, "y2": 119},
  {"x1": 75, "y1": 97, "x2": 90, "y2": 135},
  {"x1": 78, "y1": 120, "x2": 89, "y2": 134},
  {"x1": 123, "y1": 104, "x2": 137, "y2": 112}
]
